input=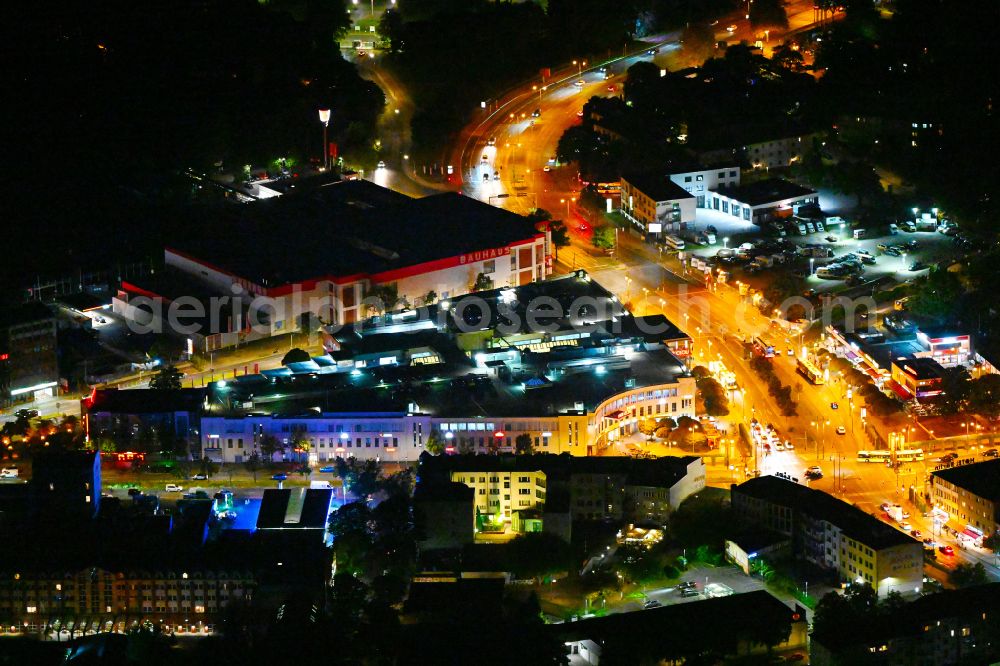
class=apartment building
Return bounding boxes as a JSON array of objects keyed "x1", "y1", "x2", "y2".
[
  {"x1": 811, "y1": 584, "x2": 1000, "y2": 666},
  {"x1": 930, "y1": 459, "x2": 1000, "y2": 540},
  {"x1": 0, "y1": 568, "x2": 254, "y2": 637},
  {"x1": 732, "y1": 476, "x2": 923, "y2": 596}
]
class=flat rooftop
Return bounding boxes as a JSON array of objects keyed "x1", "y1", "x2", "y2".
[
  {"x1": 892, "y1": 356, "x2": 944, "y2": 380},
  {"x1": 623, "y1": 171, "x2": 696, "y2": 202},
  {"x1": 206, "y1": 343, "x2": 688, "y2": 418},
  {"x1": 715, "y1": 178, "x2": 816, "y2": 207},
  {"x1": 734, "y1": 476, "x2": 918, "y2": 551},
  {"x1": 168, "y1": 180, "x2": 543, "y2": 287},
  {"x1": 203, "y1": 273, "x2": 691, "y2": 418},
  {"x1": 932, "y1": 459, "x2": 1000, "y2": 502}
]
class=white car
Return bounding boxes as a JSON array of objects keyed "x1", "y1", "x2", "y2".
[
  {"x1": 726, "y1": 25, "x2": 737, "y2": 33},
  {"x1": 165, "y1": 484, "x2": 184, "y2": 493},
  {"x1": 575, "y1": 79, "x2": 585, "y2": 87},
  {"x1": 836, "y1": 425, "x2": 847, "y2": 435},
  {"x1": 376, "y1": 161, "x2": 386, "y2": 169}
]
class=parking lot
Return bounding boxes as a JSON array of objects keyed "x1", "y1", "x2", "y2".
[{"x1": 684, "y1": 219, "x2": 961, "y2": 300}]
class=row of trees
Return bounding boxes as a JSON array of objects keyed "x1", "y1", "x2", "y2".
[
  {"x1": 750, "y1": 356, "x2": 798, "y2": 417},
  {"x1": 692, "y1": 366, "x2": 731, "y2": 416}
]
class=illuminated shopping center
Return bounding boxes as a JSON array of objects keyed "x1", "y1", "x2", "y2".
[{"x1": 198, "y1": 271, "x2": 695, "y2": 463}]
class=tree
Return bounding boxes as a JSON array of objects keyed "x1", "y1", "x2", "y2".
[
  {"x1": 367, "y1": 283, "x2": 401, "y2": 315},
  {"x1": 507, "y1": 532, "x2": 572, "y2": 580},
  {"x1": 969, "y1": 374, "x2": 1000, "y2": 419},
  {"x1": 259, "y1": 434, "x2": 282, "y2": 462},
  {"x1": 549, "y1": 221, "x2": 570, "y2": 260},
  {"x1": 245, "y1": 452, "x2": 262, "y2": 482},
  {"x1": 750, "y1": 0, "x2": 789, "y2": 31},
  {"x1": 515, "y1": 433, "x2": 534, "y2": 454},
  {"x1": 591, "y1": 224, "x2": 615, "y2": 251},
  {"x1": 335, "y1": 457, "x2": 382, "y2": 498},
  {"x1": 420, "y1": 290, "x2": 438, "y2": 306},
  {"x1": 637, "y1": 418, "x2": 657, "y2": 441},
  {"x1": 937, "y1": 366, "x2": 971, "y2": 415},
  {"x1": 950, "y1": 562, "x2": 988, "y2": 588},
  {"x1": 149, "y1": 364, "x2": 183, "y2": 390},
  {"x1": 907, "y1": 268, "x2": 964, "y2": 321},
  {"x1": 772, "y1": 43, "x2": 805, "y2": 71},
  {"x1": 473, "y1": 272, "x2": 494, "y2": 292},
  {"x1": 282, "y1": 347, "x2": 311, "y2": 365},
  {"x1": 424, "y1": 429, "x2": 446, "y2": 456},
  {"x1": 680, "y1": 23, "x2": 716, "y2": 68},
  {"x1": 378, "y1": 7, "x2": 404, "y2": 53}
]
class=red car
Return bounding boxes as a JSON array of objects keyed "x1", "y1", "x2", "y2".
[{"x1": 939, "y1": 545, "x2": 955, "y2": 556}]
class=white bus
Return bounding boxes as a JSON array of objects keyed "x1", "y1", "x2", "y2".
[
  {"x1": 858, "y1": 449, "x2": 924, "y2": 464},
  {"x1": 664, "y1": 235, "x2": 685, "y2": 250},
  {"x1": 796, "y1": 357, "x2": 824, "y2": 385}
]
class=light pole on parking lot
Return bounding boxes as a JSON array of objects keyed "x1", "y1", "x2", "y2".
[{"x1": 318, "y1": 109, "x2": 331, "y2": 170}]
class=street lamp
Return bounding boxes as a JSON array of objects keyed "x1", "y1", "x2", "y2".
[
  {"x1": 318, "y1": 108, "x2": 331, "y2": 170},
  {"x1": 723, "y1": 236, "x2": 729, "y2": 249}
]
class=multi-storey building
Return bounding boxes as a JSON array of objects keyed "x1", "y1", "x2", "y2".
[
  {"x1": 1, "y1": 302, "x2": 59, "y2": 406},
  {"x1": 732, "y1": 476, "x2": 923, "y2": 596},
  {"x1": 82, "y1": 387, "x2": 206, "y2": 444},
  {"x1": 424, "y1": 454, "x2": 705, "y2": 538},
  {"x1": 0, "y1": 568, "x2": 254, "y2": 636},
  {"x1": 620, "y1": 172, "x2": 696, "y2": 237},
  {"x1": 811, "y1": 584, "x2": 1000, "y2": 666},
  {"x1": 930, "y1": 459, "x2": 1000, "y2": 542},
  {"x1": 115, "y1": 180, "x2": 551, "y2": 352},
  {"x1": 194, "y1": 272, "x2": 695, "y2": 463}
]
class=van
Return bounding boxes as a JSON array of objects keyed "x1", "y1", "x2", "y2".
[
  {"x1": 853, "y1": 228, "x2": 867, "y2": 240},
  {"x1": 888, "y1": 223, "x2": 899, "y2": 235},
  {"x1": 901, "y1": 220, "x2": 916, "y2": 232},
  {"x1": 664, "y1": 235, "x2": 685, "y2": 250}
]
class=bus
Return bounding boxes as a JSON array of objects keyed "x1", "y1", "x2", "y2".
[
  {"x1": 858, "y1": 449, "x2": 924, "y2": 463},
  {"x1": 664, "y1": 235, "x2": 686, "y2": 250},
  {"x1": 752, "y1": 336, "x2": 775, "y2": 358},
  {"x1": 796, "y1": 357, "x2": 825, "y2": 385}
]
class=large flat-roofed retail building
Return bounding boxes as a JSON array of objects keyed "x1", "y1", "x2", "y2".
[
  {"x1": 196, "y1": 272, "x2": 695, "y2": 463},
  {"x1": 116, "y1": 180, "x2": 551, "y2": 351}
]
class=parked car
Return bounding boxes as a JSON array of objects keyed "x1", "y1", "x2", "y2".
[
  {"x1": 165, "y1": 484, "x2": 184, "y2": 493},
  {"x1": 900, "y1": 522, "x2": 912, "y2": 531},
  {"x1": 911, "y1": 529, "x2": 922, "y2": 538},
  {"x1": 939, "y1": 545, "x2": 955, "y2": 556}
]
